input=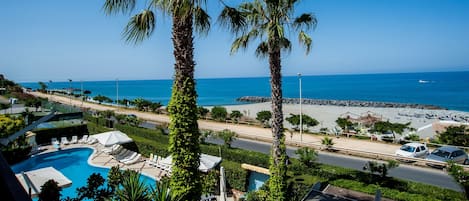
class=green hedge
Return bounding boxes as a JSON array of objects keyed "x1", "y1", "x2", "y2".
[
  {"x1": 222, "y1": 160, "x2": 248, "y2": 192},
  {"x1": 201, "y1": 145, "x2": 270, "y2": 168},
  {"x1": 1, "y1": 146, "x2": 32, "y2": 165},
  {"x1": 330, "y1": 179, "x2": 465, "y2": 201},
  {"x1": 33, "y1": 124, "x2": 88, "y2": 145}
]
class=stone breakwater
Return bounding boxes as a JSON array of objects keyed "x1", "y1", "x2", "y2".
[{"x1": 236, "y1": 96, "x2": 446, "y2": 110}]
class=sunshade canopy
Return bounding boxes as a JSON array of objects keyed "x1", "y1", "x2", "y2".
[
  {"x1": 91, "y1": 131, "x2": 133, "y2": 147},
  {"x1": 15, "y1": 167, "x2": 72, "y2": 198},
  {"x1": 161, "y1": 154, "x2": 222, "y2": 172}
]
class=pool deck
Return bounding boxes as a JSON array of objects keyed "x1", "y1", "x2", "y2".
[{"x1": 38, "y1": 143, "x2": 167, "y2": 181}]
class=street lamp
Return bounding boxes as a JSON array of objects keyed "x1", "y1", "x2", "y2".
[
  {"x1": 68, "y1": 79, "x2": 72, "y2": 112},
  {"x1": 298, "y1": 73, "x2": 303, "y2": 143},
  {"x1": 116, "y1": 78, "x2": 119, "y2": 111}
]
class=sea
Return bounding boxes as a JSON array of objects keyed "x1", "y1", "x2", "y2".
[{"x1": 20, "y1": 71, "x2": 469, "y2": 112}]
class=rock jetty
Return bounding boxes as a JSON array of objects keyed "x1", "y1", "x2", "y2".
[{"x1": 236, "y1": 96, "x2": 446, "y2": 110}]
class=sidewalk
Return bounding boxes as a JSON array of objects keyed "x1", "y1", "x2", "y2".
[{"x1": 31, "y1": 92, "x2": 401, "y2": 156}]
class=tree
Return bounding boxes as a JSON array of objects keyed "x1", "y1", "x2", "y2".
[
  {"x1": 38, "y1": 81, "x2": 47, "y2": 93},
  {"x1": 211, "y1": 106, "x2": 228, "y2": 121},
  {"x1": 363, "y1": 160, "x2": 399, "y2": 180},
  {"x1": 197, "y1": 106, "x2": 209, "y2": 118},
  {"x1": 74, "y1": 173, "x2": 112, "y2": 201},
  {"x1": 321, "y1": 137, "x2": 334, "y2": 150},
  {"x1": 335, "y1": 118, "x2": 353, "y2": 131},
  {"x1": 149, "y1": 177, "x2": 181, "y2": 201},
  {"x1": 372, "y1": 121, "x2": 412, "y2": 140},
  {"x1": 285, "y1": 113, "x2": 319, "y2": 131},
  {"x1": 93, "y1": 95, "x2": 113, "y2": 104},
  {"x1": 437, "y1": 126, "x2": 469, "y2": 146},
  {"x1": 103, "y1": 0, "x2": 210, "y2": 199},
  {"x1": 38, "y1": 179, "x2": 61, "y2": 201},
  {"x1": 149, "y1": 102, "x2": 163, "y2": 113},
  {"x1": 230, "y1": 110, "x2": 243, "y2": 123},
  {"x1": 115, "y1": 170, "x2": 150, "y2": 201},
  {"x1": 0, "y1": 115, "x2": 25, "y2": 138},
  {"x1": 295, "y1": 147, "x2": 317, "y2": 167},
  {"x1": 256, "y1": 111, "x2": 272, "y2": 128},
  {"x1": 217, "y1": 129, "x2": 237, "y2": 148},
  {"x1": 219, "y1": 1, "x2": 316, "y2": 197},
  {"x1": 448, "y1": 161, "x2": 469, "y2": 199}
]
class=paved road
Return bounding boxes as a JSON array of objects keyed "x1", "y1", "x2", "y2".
[{"x1": 205, "y1": 137, "x2": 462, "y2": 192}]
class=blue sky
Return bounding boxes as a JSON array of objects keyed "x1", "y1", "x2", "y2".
[{"x1": 1, "y1": 0, "x2": 469, "y2": 82}]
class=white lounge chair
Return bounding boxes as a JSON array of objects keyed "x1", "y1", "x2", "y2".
[
  {"x1": 103, "y1": 144, "x2": 120, "y2": 154},
  {"x1": 51, "y1": 138, "x2": 59, "y2": 145},
  {"x1": 79, "y1": 135, "x2": 88, "y2": 143},
  {"x1": 61, "y1": 137, "x2": 70, "y2": 145},
  {"x1": 123, "y1": 154, "x2": 141, "y2": 165},
  {"x1": 114, "y1": 149, "x2": 131, "y2": 161},
  {"x1": 70, "y1": 136, "x2": 78, "y2": 144},
  {"x1": 87, "y1": 137, "x2": 98, "y2": 145},
  {"x1": 148, "y1": 154, "x2": 159, "y2": 167},
  {"x1": 120, "y1": 152, "x2": 138, "y2": 163}
]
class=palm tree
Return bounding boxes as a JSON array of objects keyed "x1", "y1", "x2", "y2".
[
  {"x1": 103, "y1": 0, "x2": 210, "y2": 200},
  {"x1": 115, "y1": 170, "x2": 150, "y2": 201},
  {"x1": 219, "y1": 1, "x2": 316, "y2": 200}
]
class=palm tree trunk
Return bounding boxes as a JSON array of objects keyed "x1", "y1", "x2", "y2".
[
  {"x1": 168, "y1": 12, "x2": 201, "y2": 201},
  {"x1": 268, "y1": 49, "x2": 287, "y2": 201}
]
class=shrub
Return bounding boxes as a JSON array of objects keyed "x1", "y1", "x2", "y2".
[
  {"x1": 38, "y1": 179, "x2": 62, "y2": 201},
  {"x1": 230, "y1": 110, "x2": 243, "y2": 122},
  {"x1": 211, "y1": 106, "x2": 228, "y2": 121},
  {"x1": 217, "y1": 129, "x2": 237, "y2": 148},
  {"x1": 222, "y1": 160, "x2": 248, "y2": 192},
  {"x1": 256, "y1": 111, "x2": 271, "y2": 127}
]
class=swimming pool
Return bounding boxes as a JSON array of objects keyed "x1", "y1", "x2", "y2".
[
  {"x1": 11, "y1": 147, "x2": 155, "y2": 199},
  {"x1": 247, "y1": 171, "x2": 270, "y2": 192}
]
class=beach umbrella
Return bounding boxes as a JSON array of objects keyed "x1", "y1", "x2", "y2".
[
  {"x1": 91, "y1": 131, "x2": 133, "y2": 147},
  {"x1": 159, "y1": 154, "x2": 222, "y2": 172}
]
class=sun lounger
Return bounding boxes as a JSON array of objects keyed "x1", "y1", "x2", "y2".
[
  {"x1": 123, "y1": 154, "x2": 141, "y2": 165},
  {"x1": 147, "y1": 154, "x2": 159, "y2": 167},
  {"x1": 51, "y1": 138, "x2": 59, "y2": 145},
  {"x1": 61, "y1": 137, "x2": 69, "y2": 145},
  {"x1": 114, "y1": 149, "x2": 131, "y2": 161},
  {"x1": 87, "y1": 137, "x2": 97, "y2": 145},
  {"x1": 119, "y1": 152, "x2": 138, "y2": 163},
  {"x1": 70, "y1": 136, "x2": 78, "y2": 144},
  {"x1": 78, "y1": 135, "x2": 88, "y2": 143},
  {"x1": 103, "y1": 144, "x2": 121, "y2": 154}
]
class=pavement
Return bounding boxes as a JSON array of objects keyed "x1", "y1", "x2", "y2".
[{"x1": 31, "y1": 92, "x2": 402, "y2": 156}]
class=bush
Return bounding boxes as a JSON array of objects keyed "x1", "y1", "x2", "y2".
[
  {"x1": 211, "y1": 106, "x2": 228, "y2": 121},
  {"x1": 222, "y1": 160, "x2": 248, "y2": 192},
  {"x1": 201, "y1": 145, "x2": 270, "y2": 168}
]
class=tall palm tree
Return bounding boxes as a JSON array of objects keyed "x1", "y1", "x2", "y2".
[
  {"x1": 219, "y1": 0, "x2": 316, "y2": 200},
  {"x1": 115, "y1": 171, "x2": 150, "y2": 201},
  {"x1": 103, "y1": 0, "x2": 210, "y2": 200}
]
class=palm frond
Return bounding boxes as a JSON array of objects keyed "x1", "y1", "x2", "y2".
[
  {"x1": 194, "y1": 6, "x2": 211, "y2": 35},
  {"x1": 230, "y1": 28, "x2": 261, "y2": 54},
  {"x1": 218, "y1": 6, "x2": 247, "y2": 34},
  {"x1": 103, "y1": 0, "x2": 136, "y2": 15},
  {"x1": 280, "y1": 37, "x2": 292, "y2": 53},
  {"x1": 293, "y1": 13, "x2": 317, "y2": 31},
  {"x1": 255, "y1": 41, "x2": 269, "y2": 58},
  {"x1": 298, "y1": 30, "x2": 312, "y2": 54},
  {"x1": 122, "y1": 10, "x2": 156, "y2": 44}
]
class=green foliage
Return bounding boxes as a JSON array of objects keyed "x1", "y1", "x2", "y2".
[
  {"x1": 285, "y1": 113, "x2": 319, "y2": 131},
  {"x1": 372, "y1": 121, "x2": 411, "y2": 134},
  {"x1": 99, "y1": 110, "x2": 115, "y2": 118},
  {"x1": 321, "y1": 137, "x2": 334, "y2": 148},
  {"x1": 107, "y1": 166, "x2": 122, "y2": 192},
  {"x1": 73, "y1": 173, "x2": 112, "y2": 201},
  {"x1": 115, "y1": 170, "x2": 151, "y2": 201},
  {"x1": 448, "y1": 161, "x2": 469, "y2": 199},
  {"x1": 295, "y1": 147, "x2": 318, "y2": 167},
  {"x1": 230, "y1": 110, "x2": 243, "y2": 122},
  {"x1": 38, "y1": 179, "x2": 61, "y2": 201},
  {"x1": 217, "y1": 129, "x2": 237, "y2": 148},
  {"x1": 167, "y1": 78, "x2": 201, "y2": 201},
  {"x1": 269, "y1": 136, "x2": 288, "y2": 201},
  {"x1": 131, "y1": 98, "x2": 153, "y2": 112},
  {"x1": 404, "y1": 133, "x2": 421, "y2": 141},
  {"x1": 197, "y1": 106, "x2": 209, "y2": 118},
  {"x1": 222, "y1": 160, "x2": 248, "y2": 192},
  {"x1": 149, "y1": 177, "x2": 181, "y2": 201},
  {"x1": 38, "y1": 81, "x2": 47, "y2": 93},
  {"x1": 149, "y1": 102, "x2": 163, "y2": 113},
  {"x1": 201, "y1": 145, "x2": 270, "y2": 168},
  {"x1": 363, "y1": 160, "x2": 399, "y2": 179},
  {"x1": 201, "y1": 170, "x2": 219, "y2": 196},
  {"x1": 211, "y1": 106, "x2": 228, "y2": 121},
  {"x1": 0, "y1": 103, "x2": 9, "y2": 110},
  {"x1": 335, "y1": 117, "x2": 353, "y2": 130},
  {"x1": 93, "y1": 95, "x2": 113, "y2": 103},
  {"x1": 438, "y1": 125, "x2": 469, "y2": 146},
  {"x1": 256, "y1": 111, "x2": 272, "y2": 127},
  {"x1": 0, "y1": 115, "x2": 25, "y2": 138},
  {"x1": 244, "y1": 189, "x2": 269, "y2": 201}
]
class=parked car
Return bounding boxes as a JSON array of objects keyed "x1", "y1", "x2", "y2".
[
  {"x1": 426, "y1": 146, "x2": 468, "y2": 166},
  {"x1": 395, "y1": 142, "x2": 429, "y2": 158}
]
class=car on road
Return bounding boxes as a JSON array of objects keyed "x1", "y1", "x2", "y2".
[
  {"x1": 395, "y1": 142, "x2": 429, "y2": 158},
  {"x1": 426, "y1": 146, "x2": 468, "y2": 166}
]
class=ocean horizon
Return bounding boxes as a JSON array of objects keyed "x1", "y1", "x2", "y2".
[{"x1": 20, "y1": 71, "x2": 469, "y2": 112}]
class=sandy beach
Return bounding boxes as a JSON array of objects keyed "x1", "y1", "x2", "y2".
[{"x1": 219, "y1": 102, "x2": 469, "y2": 139}]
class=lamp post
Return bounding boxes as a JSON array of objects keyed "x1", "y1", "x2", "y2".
[
  {"x1": 298, "y1": 73, "x2": 303, "y2": 143},
  {"x1": 81, "y1": 80, "x2": 84, "y2": 107},
  {"x1": 68, "y1": 79, "x2": 72, "y2": 112},
  {"x1": 116, "y1": 78, "x2": 119, "y2": 111}
]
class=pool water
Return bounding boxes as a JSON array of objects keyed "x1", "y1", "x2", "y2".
[
  {"x1": 247, "y1": 171, "x2": 270, "y2": 192},
  {"x1": 11, "y1": 148, "x2": 156, "y2": 199}
]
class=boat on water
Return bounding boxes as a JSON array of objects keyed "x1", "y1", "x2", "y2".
[{"x1": 418, "y1": 80, "x2": 429, "y2": 83}]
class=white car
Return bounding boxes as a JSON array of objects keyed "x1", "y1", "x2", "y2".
[{"x1": 395, "y1": 143, "x2": 429, "y2": 158}]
